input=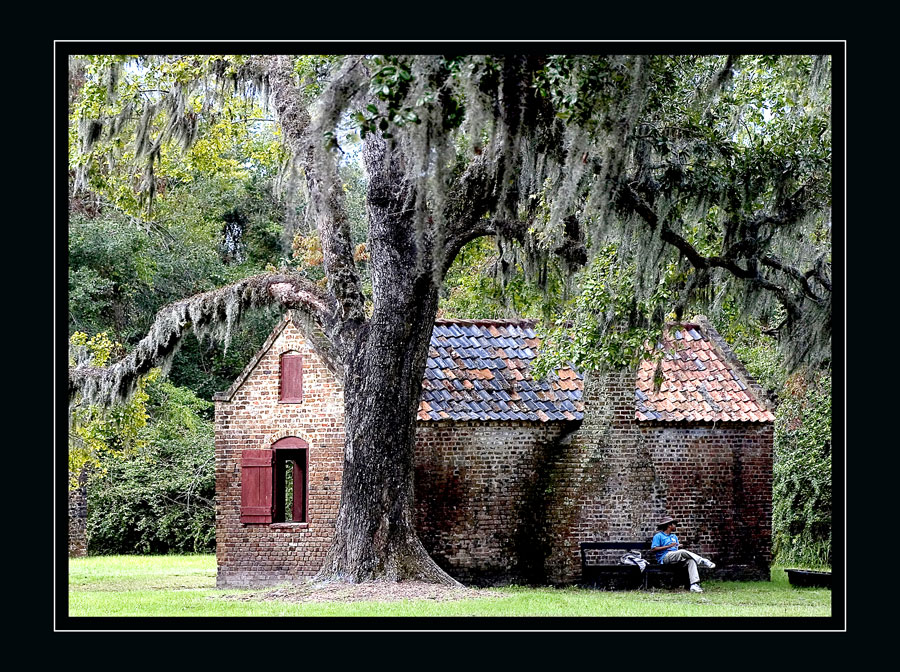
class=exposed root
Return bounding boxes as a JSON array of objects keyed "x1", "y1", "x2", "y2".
[{"x1": 314, "y1": 531, "x2": 461, "y2": 588}]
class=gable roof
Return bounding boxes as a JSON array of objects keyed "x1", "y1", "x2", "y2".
[
  {"x1": 215, "y1": 312, "x2": 772, "y2": 424},
  {"x1": 418, "y1": 319, "x2": 583, "y2": 422},
  {"x1": 212, "y1": 310, "x2": 342, "y2": 403},
  {"x1": 418, "y1": 317, "x2": 774, "y2": 424},
  {"x1": 632, "y1": 317, "x2": 775, "y2": 422}
]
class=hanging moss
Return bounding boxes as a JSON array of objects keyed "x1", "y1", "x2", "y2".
[
  {"x1": 69, "y1": 273, "x2": 329, "y2": 409},
  {"x1": 73, "y1": 53, "x2": 831, "y2": 398}
]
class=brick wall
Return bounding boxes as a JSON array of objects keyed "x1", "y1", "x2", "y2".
[
  {"x1": 413, "y1": 371, "x2": 773, "y2": 585},
  {"x1": 214, "y1": 315, "x2": 345, "y2": 588},
  {"x1": 68, "y1": 472, "x2": 87, "y2": 558},
  {"x1": 414, "y1": 421, "x2": 580, "y2": 586},
  {"x1": 216, "y1": 320, "x2": 772, "y2": 587},
  {"x1": 637, "y1": 422, "x2": 773, "y2": 580},
  {"x1": 572, "y1": 371, "x2": 773, "y2": 582}
]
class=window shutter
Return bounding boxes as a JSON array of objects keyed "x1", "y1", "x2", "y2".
[
  {"x1": 240, "y1": 450, "x2": 274, "y2": 523},
  {"x1": 280, "y1": 353, "x2": 303, "y2": 402},
  {"x1": 291, "y1": 457, "x2": 306, "y2": 523}
]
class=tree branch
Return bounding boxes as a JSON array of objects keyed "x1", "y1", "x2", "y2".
[
  {"x1": 439, "y1": 153, "x2": 508, "y2": 270},
  {"x1": 760, "y1": 254, "x2": 828, "y2": 304},
  {"x1": 264, "y1": 55, "x2": 367, "y2": 332},
  {"x1": 68, "y1": 273, "x2": 335, "y2": 407},
  {"x1": 618, "y1": 182, "x2": 805, "y2": 321}
]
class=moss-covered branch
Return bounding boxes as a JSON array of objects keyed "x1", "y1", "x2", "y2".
[
  {"x1": 69, "y1": 273, "x2": 335, "y2": 408},
  {"x1": 265, "y1": 55, "x2": 367, "y2": 325},
  {"x1": 616, "y1": 180, "x2": 830, "y2": 367}
]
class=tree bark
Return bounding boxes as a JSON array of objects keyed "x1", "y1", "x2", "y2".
[
  {"x1": 314, "y1": 137, "x2": 460, "y2": 584},
  {"x1": 314, "y1": 286, "x2": 456, "y2": 583}
]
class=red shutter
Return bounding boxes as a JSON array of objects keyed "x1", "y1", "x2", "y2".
[
  {"x1": 291, "y1": 457, "x2": 306, "y2": 523},
  {"x1": 240, "y1": 450, "x2": 273, "y2": 523},
  {"x1": 280, "y1": 353, "x2": 303, "y2": 402}
]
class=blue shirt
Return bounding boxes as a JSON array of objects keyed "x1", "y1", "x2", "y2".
[{"x1": 652, "y1": 532, "x2": 679, "y2": 562}]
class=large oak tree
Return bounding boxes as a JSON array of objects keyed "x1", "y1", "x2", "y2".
[{"x1": 67, "y1": 52, "x2": 832, "y2": 584}]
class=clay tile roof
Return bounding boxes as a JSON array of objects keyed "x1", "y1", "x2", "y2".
[
  {"x1": 633, "y1": 317, "x2": 776, "y2": 423},
  {"x1": 418, "y1": 316, "x2": 773, "y2": 424},
  {"x1": 419, "y1": 319, "x2": 583, "y2": 422}
]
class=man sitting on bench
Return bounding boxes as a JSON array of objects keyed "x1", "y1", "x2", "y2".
[{"x1": 650, "y1": 516, "x2": 716, "y2": 593}]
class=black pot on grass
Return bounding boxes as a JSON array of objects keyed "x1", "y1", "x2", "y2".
[{"x1": 785, "y1": 569, "x2": 831, "y2": 588}]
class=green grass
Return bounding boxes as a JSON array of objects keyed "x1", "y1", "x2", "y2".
[{"x1": 68, "y1": 554, "x2": 832, "y2": 618}]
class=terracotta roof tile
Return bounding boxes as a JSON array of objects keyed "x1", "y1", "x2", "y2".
[
  {"x1": 417, "y1": 320, "x2": 582, "y2": 422},
  {"x1": 419, "y1": 318, "x2": 773, "y2": 424},
  {"x1": 633, "y1": 322, "x2": 775, "y2": 423}
]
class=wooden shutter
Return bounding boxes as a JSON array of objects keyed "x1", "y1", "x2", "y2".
[
  {"x1": 240, "y1": 450, "x2": 274, "y2": 523},
  {"x1": 280, "y1": 353, "x2": 303, "y2": 402},
  {"x1": 291, "y1": 456, "x2": 306, "y2": 523}
]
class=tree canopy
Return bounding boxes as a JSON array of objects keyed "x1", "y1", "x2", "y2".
[{"x1": 67, "y1": 51, "x2": 833, "y2": 583}]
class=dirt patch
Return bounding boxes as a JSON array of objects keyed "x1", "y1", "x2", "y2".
[{"x1": 218, "y1": 580, "x2": 499, "y2": 604}]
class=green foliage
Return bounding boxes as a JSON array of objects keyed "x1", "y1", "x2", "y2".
[
  {"x1": 69, "y1": 332, "x2": 156, "y2": 485},
  {"x1": 86, "y1": 378, "x2": 215, "y2": 554},
  {"x1": 439, "y1": 237, "x2": 557, "y2": 321},
  {"x1": 70, "y1": 55, "x2": 284, "y2": 217},
  {"x1": 724, "y1": 316, "x2": 831, "y2": 567},
  {"x1": 350, "y1": 56, "x2": 420, "y2": 142},
  {"x1": 529, "y1": 54, "x2": 831, "y2": 371},
  {"x1": 68, "y1": 214, "x2": 156, "y2": 340},
  {"x1": 166, "y1": 309, "x2": 281, "y2": 402},
  {"x1": 532, "y1": 244, "x2": 680, "y2": 377},
  {"x1": 293, "y1": 55, "x2": 343, "y2": 103},
  {"x1": 69, "y1": 163, "x2": 287, "y2": 399},
  {"x1": 770, "y1": 371, "x2": 832, "y2": 566}
]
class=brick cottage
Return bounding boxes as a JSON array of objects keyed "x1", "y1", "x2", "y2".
[{"x1": 214, "y1": 312, "x2": 774, "y2": 587}]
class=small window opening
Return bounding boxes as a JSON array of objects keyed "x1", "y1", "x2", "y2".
[
  {"x1": 273, "y1": 448, "x2": 307, "y2": 523},
  {"x1": 280, "y1": 352, "x2": 303, "y2": 403}
]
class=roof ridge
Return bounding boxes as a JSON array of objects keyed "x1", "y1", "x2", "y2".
[
  {"x1": 434, "y1": 318, "x2": 538, "y2": 326},
  {"x1": 213, "y1": 310, "x2": 343, "y2": 402}
]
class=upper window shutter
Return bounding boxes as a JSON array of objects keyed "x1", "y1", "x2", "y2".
[
  {"x1": 280, "y1": 353, "x2": 303, "y2": 402},
  {"x1": 240, "y1": 450, "x2": 274, "y2": 523}
]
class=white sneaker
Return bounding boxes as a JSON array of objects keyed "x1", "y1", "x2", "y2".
[
  {"x1": 690, "y1": 584, "x2": 703, "y2": 593},
  {"x1": 700, "y1": 558, "x2": 716, "y2": 569}
]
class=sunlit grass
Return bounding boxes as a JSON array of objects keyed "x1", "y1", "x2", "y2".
[{"x1": 68, "y1": 555, "x2": 832, "y2": 618}]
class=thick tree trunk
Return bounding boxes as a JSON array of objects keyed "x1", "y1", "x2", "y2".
[
  {"x1": 314, "y1": 286, "x2": 457, "y2": 584},
  {"x1": 314, "y1": 138, "x2": 459, "y2": 585}
]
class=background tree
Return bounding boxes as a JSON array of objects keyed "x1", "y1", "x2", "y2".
[
  {"x1": 67, "y1": 52, "x2": 833, "y2": 582},
  {"x1": 86, "y1": 378, "x2": 216, "y2": 555}
]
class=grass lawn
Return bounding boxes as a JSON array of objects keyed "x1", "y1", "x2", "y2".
[{"x1": 68, "y1": 554, "x2": 832, "y2": 618}]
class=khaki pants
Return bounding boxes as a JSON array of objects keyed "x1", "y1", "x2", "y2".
[{"x1": 661, "y1": 549, "x2": 708, "y2": 585}]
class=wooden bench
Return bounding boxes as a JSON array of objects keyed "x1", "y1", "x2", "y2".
[{"x1": 579, "y1": 541, "x2": 690, "y2": 590}]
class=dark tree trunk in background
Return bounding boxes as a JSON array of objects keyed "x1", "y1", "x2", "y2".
[{"x1": 315, "y1": 139, "x2": 458, "y2": 584}]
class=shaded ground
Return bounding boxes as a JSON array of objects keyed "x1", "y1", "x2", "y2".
[{"x1": 219, "y1": 580, "x2": 498, "y2": 604}]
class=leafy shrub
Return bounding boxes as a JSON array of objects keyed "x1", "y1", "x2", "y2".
[
  {"x1": 87, "y1": 379, "x2": 215, "y2": 554},
  {"x1": 771, "y1": 371, "x2": 832, "y2": 566},
  {"x1": 729, "y1": 322, "x2": 832, "y2": 568}
]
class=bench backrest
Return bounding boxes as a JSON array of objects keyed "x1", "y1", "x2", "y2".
[{"x1": 579, "y1": 541, "x2": 656, "y2": 565}]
